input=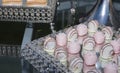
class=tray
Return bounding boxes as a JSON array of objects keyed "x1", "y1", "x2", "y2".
[
  {"x1": 21, "y1": 37, "x2": 72, "y2": 73},
  {"x1": 0, "y1": 0, "x2": 57, "y2": 23}
]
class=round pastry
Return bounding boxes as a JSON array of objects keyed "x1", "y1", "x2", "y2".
[
  {"x1": 102, "y1": 26, "x2": 113, "y2": 43},
  {"x1": 83, "y1": 51, "x2": 97, "y2": 65},
  {"x1": 56, "y1": 32, "x2": 67, "y2": 47},
  {"x1": 67, "y1": 41, "x2": 81, "y2": 54},
  {"x1": 67, "y1": 28, "x2": 78, "y2": 42},
  {"x1": 69, "y1": 57, "x2": 83, "y2": 73},
  {"x1": 44, "y1": 37, "x2": 56, "y2": 56},
  {"x1": 82, "y1": 37, "x2": 95, "y2": 55},
  {"x1": 83, "y1": 62, "x2": 99, "y2": 73},
  {"x1": 99, "y1": 44, "x2": 114, "y2": 67},
  {"x1": 54, "y1": 47, "x2": 67, "y2": 66},
  {"x1": 68, "y1": 53, "x2": 80, "y2": 62},
  {"x1": 104, "y1": 62, "x2": 118, "y2": 73},
  {"x1": 76, "y1": 23, "x2": 88, "y2": 45},
  {"x1": 76, "y1": 23, "x2": 88, "y2": 36},
  {"x1": 111, "y1": 40, "x2": 120, "y2": 54},
  {"x1": 117, "y1": 38, "x2": 120, "y2": 43},
  {"x1": 94, "y1": 31, "x2": 105, "y2": 44},
  {"x1": 100, "y1": 43, "x2": 114, "y2": 59},
  {"x1": 88, "y1": 20, "x2": 99, "y2": 37}
]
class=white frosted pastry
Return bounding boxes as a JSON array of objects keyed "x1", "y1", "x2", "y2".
[
  {"x1": 88, "y1": 20, "x2": 99, "y2": 37},
  {"x1": 99, "y1": 44, "x2": 114, "y2": 67},
  {"x1": 44, "y1": 37, "x2": 56, "y2": 56},
  {"x1": 82, "y1": 37, "x2": 95, "y2": 55},
  {"x1": 69, "y1": 57, "x2": 83, "y2": 73},
  {"x1": 54, "y1": 47, "x2": 67, "y2": 66},
  {"x1": 56, "y1": 33, "x2": 67, "y2": 47},
  {"x1": 2, "y1": 0, "x2": 22, "y2": 6},
  {"x1": 66, "y1": 28, "x2": 78, "y2": 42},
  {"x1": 26, "y1": 0, "x2": 47, "y2": 7},
  {"x1": 102, "y1": 26, "x2": 113, "y2": 43}
]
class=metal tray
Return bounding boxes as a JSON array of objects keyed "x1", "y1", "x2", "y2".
[
  {"x1": 0, "y1": 0, "x2": 57, "y2": 23},
  {"x1": 21, "y1": 37, "x2": 72, "y2": 73}
]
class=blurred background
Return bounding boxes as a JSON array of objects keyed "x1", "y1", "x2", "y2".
[{"x1": 0, "y1": 0, "x2": 120, "y2": 73}]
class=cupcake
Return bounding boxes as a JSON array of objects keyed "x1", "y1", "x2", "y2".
[
  {"x1": 99, "y1": 44, "x2": 114, "y2": 67},
  {"x1": 83, "y1": 51, "x2": 97, "y2": 66},
  {"x1": 82, "y1": 37, "x2": 95, "y2": 55},
  {"x1": 54, "y1": 47, "x2": 67, "y2": 66},
  {"x1": 102, "y1": 26, "x2": 113, "y2": 43},
  {"x1": 88, "y1": 20, "x2": 99, "y2": 37},
  {"x1": 94, "y1": 31, "x2": 105, "y2": 53},
  {"x1": 69, "y1": 57, "x2": 83, "y2": 73},
  {"x1": 44, "y1": 37, "x2": 56, "y2": 56},
  {"x1": 56, "y1": 32, "x2": 67, "y2": 47},
  {"x1": 104, "y1": 62, "x2": 118, "y2": 73},
  {"x1": 111, "y1": 40, "x2": 120, "y2": 54},
  {"x1": 67, "y1": 41, "x2": 81, "y2": 54},
  {"x1": 76, "y1": 23, "x2": 88, "y2": 45},
  {"x1": 66, "y1": 28, "x2": 78, "y2": 42}
]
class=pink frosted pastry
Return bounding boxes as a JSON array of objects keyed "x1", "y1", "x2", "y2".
[
  {"x1": 111, "y1": 40, "x2": 120, "y2": 54},
  {"x1": 99, "y1": 44, "x2": 114, "y2": 67},
  {"x1": 44, "y1": 37, "x2": 56, "y2": 56},
  {"x1": 94, "y1": 31, "x2": 105, "y2": 44},
  {"x1": 117, "y1": 38, "x2": 120, "y2": 43},
  {"x1": 56, "y1": 33, "x2": 67, "y2": 47},
  {"x1": 94, "y1": 31, "x2": 105, "y2": 53},
  {"x1": 104, "y1": 62, "x2": 118, "y2": 73},
  {"x1": 69, "y1": 57, "x2": 83, "y2": 73},
  {"x1": 54, "y1": 47, "x2": 67, "y2": 66},
  {"x1": 67, "y1": 41, "x2": 80, "y2": 54},
  {"x1": 76, "y1": 23, "x2": 88, "y2": 36},
  {"x1": 76, "y1": 24, "x2": 88, "y2": 45},
  {"x1": 83, "y1": 51, "x2": 97, "y2": 65},
  {"x1": 102, "y1": 26, "x2": 113, "y2": 43},
  {"x1": 83, "y1": 63, "x2": 99, "y2": 73},
  {"x1": 82, "y1": 37, "x2": 95, "y2": 55},
  {"x1": 66, "y1": 28, "x2": 78, "y2": 42},
  {"x1": 88, "y1": 20, "x2": 99, "y2": 37}
]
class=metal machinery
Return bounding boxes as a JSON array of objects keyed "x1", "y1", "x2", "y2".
[{"x1": 0, "y1": 0, "x2": 120, "y2": 73}]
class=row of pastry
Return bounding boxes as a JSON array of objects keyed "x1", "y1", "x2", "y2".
[
  {"x1": 1, "y1": 0, "x2": 47, "y2": 6},
  {"x1": 43, "y1": 20, "x2": 120, "y2": 73}
]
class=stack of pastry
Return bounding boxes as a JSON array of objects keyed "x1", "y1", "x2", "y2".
[
  {"x1": 2, "y1": 0, "x2": 22, "y2": 6},
  {"x1": 26, "y1": 0, "x2": 47, "y2": 7},
  {"x1": 43, "y1": 20, "x2": 120, "y2": 73}
]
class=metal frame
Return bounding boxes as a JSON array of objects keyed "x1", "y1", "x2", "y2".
[
  {"x1": 0, "y1": 0, "x2": 57, "y2": 23},
  {"x1": 21, "y1": 23, "x2": 33, "y2": 73}
]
